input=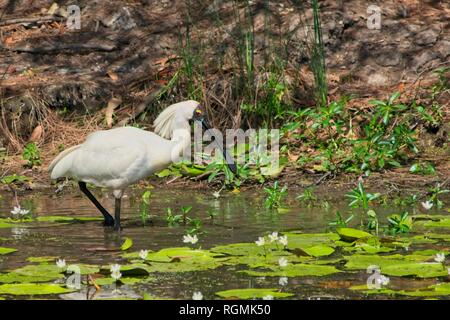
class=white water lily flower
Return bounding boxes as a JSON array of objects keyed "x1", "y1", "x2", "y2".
[
  {"x1": 110, "y1": 263, "x2": 121, "y2": 274},
  {"x1": 212, "y1": 191, "x2": 221, "y2": 199},
  {"x1": 434, "y1": 253, "x2": 445, "y2": 263},
  {"x1": 56, "y1": 259, "x2": 66, "y2": 269},
  {"x1": 262, "y1": 295, "x2": 274, "y2": 300},
  {"x1": 278, "y1": 235, "x2": 288, "y2": 246},
  {"x1": 268, "y1": 232, "x2": 279, "y2": 243},
  {"x1": 278, "y1": 257, "x2": 288, "y2": 267},
  {"x1": 279, "y1": 277, "x2": 288, "y2": 286},
  {"x1": 378, "y1": 275, "x2": 390, "y2": 286},
  {"x1": 183, "y1": 234, "x2": 199, "y2": 245},
  {"x1": 111, "y1": 270, "x2": 122, "y2": 281},
  {"x1": 192, "y1": 291, "x2": 203, "y2": 300},
  {"x1": 19, "y1": 208, "x2": 30, "y2": 216},
  {"x1": 139, "y1": 249, "x2": 149, "y2": 260},
  {"x1": 421, "y1": 201, "x2": 433, "y2": 210},
  {"x1": 10, "y1": 206, "x2": 22, "y2": 216},
  {"x1": 255, "y1": 237, "x2": 266, "y2": 246}
]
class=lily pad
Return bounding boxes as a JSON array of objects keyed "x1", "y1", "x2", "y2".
[
  {"x1": 121, "y1": 237, "x2": 133, "y2": 251},
  {"x1": 210, "y1": 243, "x2": 276, "y2": 256},
  {"x1": 35, "y1": 215, "x2": 103, "y2": 223},
  {"x1": 0, "y1": 283, "x2": 74, "y2": 295},
  {"x1": 0, "y1": 247, "x2": 17, "y2": 255},
  {"x1": 344, "y1": 254, "x2": 447, "y2": 278},
  {"x1": 26, "y1": 256, "x2": 58, "y2": 263},
  {"x1": 336, "y1": 228, "x2": 373, "y2": 242},
  {"x1": 215, "y1": 288, "x2": 294, "y2": 299}
]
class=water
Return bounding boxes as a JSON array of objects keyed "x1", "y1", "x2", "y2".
[{"x1": 0, "y1": 187, "x2": 448, "y2": 300}]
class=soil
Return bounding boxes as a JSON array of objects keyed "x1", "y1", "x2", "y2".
[{"x1": 0, "y1": 0, "x2": 449, "y2": 192}]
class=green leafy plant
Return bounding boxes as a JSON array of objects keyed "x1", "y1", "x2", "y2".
[
  {"x1": 264, "y1": 181, "x2": 287, "y2": 209},
  {"x1": 427, "y1": 183, "x2": 449, "y2": 209},
  {"x1": 387, "y1": 211, "x2": 412, "y2": 235},
  {"x1": 328, "y1": 211, "x2": 353, "y2": 229},
  {"x1": 166, "y1": 208, "x2": 183, "y2": 226},
  {"x1": 297, "y1": 187, "x2": 318, "y2": 206},
  {"x1": 346, "y1": 182, "x2": 380, "y2": 212},
  {"x1": 22, "y1": 143, "x2": 41, "y2": 168},
  {"x1": 139, "y1": 190, "x2": 151, "y2": 225}
]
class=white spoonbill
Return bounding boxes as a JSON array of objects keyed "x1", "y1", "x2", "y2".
[{"x1": 48, "y1": 100, "x2": 236, "y2": 230}]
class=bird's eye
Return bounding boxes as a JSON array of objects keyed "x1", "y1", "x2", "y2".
[{"x1": 195, "y1": 109, "x2": 202, "y2": 114}]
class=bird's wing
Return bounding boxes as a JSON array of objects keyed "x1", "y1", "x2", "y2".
[{"x1": 69, "y1": 134, "x2": 148, "y2": 188}]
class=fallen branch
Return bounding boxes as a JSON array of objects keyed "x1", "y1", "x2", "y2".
[
  {"x1": 2, "y1": 41, "x2": 117, "y2": 53},
  {"x1": 0, "y1": 15, "x2": 60, "y2": 27}
]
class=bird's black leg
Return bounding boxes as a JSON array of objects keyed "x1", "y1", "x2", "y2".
[
  {"x1": 114, "y1": 197, "x2": 121, "y2": 231},
  {"x1": 78, "y1": 182, "x2": 115, "y2": 227}
]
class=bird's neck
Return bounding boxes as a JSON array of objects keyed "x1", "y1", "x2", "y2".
[{"x1": 170, "y1": 118, "x2": 192, "y2": 162}]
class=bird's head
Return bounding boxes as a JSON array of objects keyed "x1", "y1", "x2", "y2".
[{"x1": 190, "y1": 104, "x2": 237, "y2": 175}]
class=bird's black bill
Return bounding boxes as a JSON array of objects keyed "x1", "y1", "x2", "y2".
[{"x1": 200, "y1": 119, "x2": 237, "y2": 175}]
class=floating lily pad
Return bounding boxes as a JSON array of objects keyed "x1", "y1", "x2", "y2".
[
  {"x1": 121, "y1": 237, "x2": 133, "y2": 251},
  {"x1": 26, "y1": 256, "x2": 58, "y2": 263},
  {"x1": 35, "y1": 216, "x2": 103, "y2": 223},
  {"x1": 0, "y1": 273, "x2": 59, "y2": 284},
  {"x1": 336, "y1": 228, "x2": 373, "y2": 242},
  {"x1": 8, "y1": 264, "x2": 64, "y2": 281},
  {"x1": 0, "y1": 283, "x2": 74, "y2": 295},
  {"x1": 210, "y1": 243, "x2": 276, "y2": 256},
  {"x1": 301, "y1": 245, "x2": 335, "y2": 257},
  {"x1": 0, "y1": 247, "x2": 17, "y2": 255},
  {"x1": 215, "y1": 288, "x2": 293, "y2": 299},
  {"x1": 344, "y1": 254, "x2": 447, "y2": 278},
  {"x1": 124, "y1": 248, "x2": 223, "y2": 273}
]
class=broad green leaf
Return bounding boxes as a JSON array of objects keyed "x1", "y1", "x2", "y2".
[
  {"x1": 121, "y1": 237, "x2": 133, "y2": 251},
  {"x1": 0, "y1": 283, "x2": 74, "y2": 295},
  {"x1": 215, "y1": 288, "x2": 294, "y2": 299}
]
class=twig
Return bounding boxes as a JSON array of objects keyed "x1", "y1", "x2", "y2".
[
  {"x1": 2, "y1": 42, "x2": 117, "y2": 53},
  {"x1": 0, "y1": 15, "x2": 60, "y2": 27}
]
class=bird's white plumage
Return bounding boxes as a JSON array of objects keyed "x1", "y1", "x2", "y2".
[{"x1": 49, "y1": 101, "x2": 199, "y2": 192}]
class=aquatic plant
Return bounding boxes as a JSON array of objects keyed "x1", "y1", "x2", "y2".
[{"x1": 264, "y1": 181, "x2": 288, "y2": 209}]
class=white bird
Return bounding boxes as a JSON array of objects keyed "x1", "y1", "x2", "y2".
[{"x1": 49, "y1": 100, "x2": 236, "y2": 230}]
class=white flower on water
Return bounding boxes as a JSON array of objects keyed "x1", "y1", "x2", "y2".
[
  {"x1": 255, "y1": 237, "x2": 266, "y2": 246},
  {"x1": 110, "y1": 263, "x2": 121, "y2": 274},
  {"x1": 10, "y1": 206, "x2": 22, "y2": 216},
  {"x1": 421, "y1": 201, "x2": 433, "y2": 210},
  {"x1": 183, "y1": 234, "x2": 198, "y2": 245},
  {"x1": 279, "y1": 277, "x2": 288, "y2": 286},
  {"x1": 278, "y1": 235, "x2": 288, "y2": 247},
  {"x1": 262, "y1": 295, "x2": 274, "y2": 300},
  {"x1": 139, "y1": 249, "x2": 149, "y2": 260},
  {"x1": 192, "y1": 291, "x2": 203, "y2": 300},
  {"x1": 268, "y1": 232, "x2": 279, "y2": 243},
  {"x1": 56, "y1": 259, "x2": 66, "y2": 269},
  {"x1": 111, "y1": 270, "x2": 122, "y2": 281},
  {"x1": 278, "y1": 257, "x2": 288, "y2": 268},
  {"x1": 434, "y1": 253, "x2": 445, "y2": 263},
  {"x1": 19, "y1": 208, "x2": 29, "y2": 216},
  {"x1": 378, "y1": 275, "x2": 390, "y2": 286},
  {"x1": 212, "y1": 191, "x2": 221, "y2": 199}
]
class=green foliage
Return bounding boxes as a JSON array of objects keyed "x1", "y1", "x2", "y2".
[
  {"x1": 427, "y1": 183, "x2": 449, "y2": 209},
  {"x1": 310, "y1": 0, "x2": 327, "y2": 107},
  {"x1": 22, "y1": 143, "x2": 41, "y2": 168},
  {"x1": 139, "y1": 190, "x2": 152, "y2": 225},
  {"x1": 328, "y1": 211, "x2": 354, "y2": 229},
  {"x1": 297, "y1": 187, "x2": 318, "y2": 206},
  {"x1": 346, "y1": 182, "x2": 380, "y2": 212},
  {"x1": 166, "y1": 208, "x2": 183, "y2": 227},
  {"x1": 264, "y1": 181, "x2": 287, "y2": 209},
  {"x1": 0, "y1": 174, "x2": 30, "y2": 185},
  {"x1": 387, "y1": 212, "x2": 413, "y2": 235},
  {"x1": 409, "y1": 162, "x2": 436, "y2": 175}
]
